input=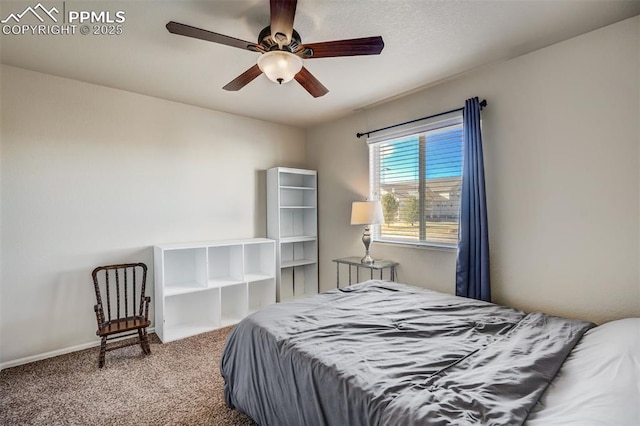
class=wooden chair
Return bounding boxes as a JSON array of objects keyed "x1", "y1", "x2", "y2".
[{"x1": 92, "y1": 263, "x2": 151, "y2": 368}]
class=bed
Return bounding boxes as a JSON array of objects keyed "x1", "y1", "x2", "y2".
[{"x1": 220, "y1": 280, "x2": 639, "y2": 425}]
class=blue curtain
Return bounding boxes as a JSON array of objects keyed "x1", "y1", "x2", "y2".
[{"x1": 456, "y1": 97, "x2": 491, "y2": 302}]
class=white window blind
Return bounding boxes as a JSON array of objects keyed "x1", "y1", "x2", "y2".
[{"x1": 368, "y1": 113, "x2": 463, "y2": 247}]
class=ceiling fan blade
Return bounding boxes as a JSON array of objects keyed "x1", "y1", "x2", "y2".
[
  {"x1": 300, "y1": 36, "x2": 384, "y2": 59},
  {"x1": 167, "y1": 21, "x2": 260, "y2": 52},
  {"x1": 223, "y1": 65, "x2": 263, "y2": 91},
  {"x1": 270, "y1": 0, "x2": 297, "y2": 44},
  {"x1": 294, "y1": 67, "x2": 329, "y2": 98}
]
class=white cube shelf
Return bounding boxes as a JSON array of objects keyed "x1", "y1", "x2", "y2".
[{"x1": 154, "y1": 238, "x2": 276, "y2": 343}]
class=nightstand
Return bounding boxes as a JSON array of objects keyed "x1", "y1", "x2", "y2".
[{"x1": 332, "y1": 257, "x2": 398, "y2": 288}]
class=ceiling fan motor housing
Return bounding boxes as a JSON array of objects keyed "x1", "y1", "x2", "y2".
[{"x1": 258, "y1": 26, "x2": 303, "y2": 53}]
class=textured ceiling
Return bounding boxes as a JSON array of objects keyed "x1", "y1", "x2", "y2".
[{"x1": 1, "y1": 0, "x2": 638, "y2": 128}]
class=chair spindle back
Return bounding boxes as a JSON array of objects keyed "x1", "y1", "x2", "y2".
[{"x1": 92, "y1": 263, "x2": 147, "y2": 324}]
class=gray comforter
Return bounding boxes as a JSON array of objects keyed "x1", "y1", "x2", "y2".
[{"x1": 221, "y1": 281, "x2": 593, "y2": 426}]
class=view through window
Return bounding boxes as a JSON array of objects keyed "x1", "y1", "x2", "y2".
[{"x1": 369, "y1": 121, "x2": 463, "y2": 247}]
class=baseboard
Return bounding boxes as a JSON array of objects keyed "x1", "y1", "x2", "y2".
[{"x1": 0, "y1": 327, "x2": 156, "y2": 371}]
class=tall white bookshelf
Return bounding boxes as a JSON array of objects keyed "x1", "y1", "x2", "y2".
[
  {"x1": 154, "y1": 238, "x2": 276, "y2": 343},
  {"x1": 267, "y1": 167, "x2": 318, "y2": 302}
]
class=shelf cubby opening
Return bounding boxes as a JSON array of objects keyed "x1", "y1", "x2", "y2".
[
  {"x1": 280, "y1": 240, "x2": 317, "y2": 268},
  {"x1": 278, "y1": 263, "x2": 318, "y2": 302},
  {"x1": 279, "y1": 172, "x2": 315, "y2": 189},
  {"x1": 279, "y1": 187, "x2": 316, "y2": 207},
  {"x1": 163, "y1": 288, "x2": 220, "y2": 342},
  {"x1": 279, "y1": 208, "x2": 317, "y2": 238},
  {"x1": 248, "y1": 279, "x2": 276, "y2": 314},
  {"x1": 208, "y1": 245, "x2": 243, "y2": 287},
  {"x1": 279, "y1": 267, "x2": 294, "y2": 301},
  {"x1": 163, "y1": 248, "x2": 207, "y2": 292},
  {"x1": 221, "y1": 283, "x2": 248, "y2": 327},
  {"x1": 244, "y1": 242, "x2": 275, "y2": 282}
]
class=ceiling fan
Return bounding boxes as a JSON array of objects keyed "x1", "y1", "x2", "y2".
[{"x1": 166, "y1": 0, "x2": 384, "y2": 98}]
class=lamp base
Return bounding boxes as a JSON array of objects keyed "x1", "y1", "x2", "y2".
[
  {"x1": 360, "y1": 226, "x2": 375, "y2": 264},
  {"x1": 361, "y1": 254, "x2": 375, "y2": 264}
]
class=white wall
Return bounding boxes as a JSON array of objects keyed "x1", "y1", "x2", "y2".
[
  {"x1": 307, "y1": 16, "x2": 640, "y2": 325},
  {"x1": 0, "y1": 65, "x2": 306, "y2": 365}
]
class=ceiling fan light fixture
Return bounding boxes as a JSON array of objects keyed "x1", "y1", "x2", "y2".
[{"x1": 257, "y1": 50, "x2": 303, "y2": 85}]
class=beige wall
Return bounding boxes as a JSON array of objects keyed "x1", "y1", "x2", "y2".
[
  {"x1": 0, "y1": 65, "x2": 306, "y2": 365},
  {"x1": 307, "y1": 16, "x2": 640, "y2": 325},
  {"x1": 1, "y1": 16, "x2": 638, "y2": 367}
]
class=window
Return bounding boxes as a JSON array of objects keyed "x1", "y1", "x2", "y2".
[{"x1": 369, "y1": 113, "x2": 463, "y2": 247}]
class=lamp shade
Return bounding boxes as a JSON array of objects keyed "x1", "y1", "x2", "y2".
[
  {"x1": 351, "y1": 201, "x2": 384, "y2": 225},
  {"x1": 257, "y1": 51, "x2": 303, "y2": 85}
]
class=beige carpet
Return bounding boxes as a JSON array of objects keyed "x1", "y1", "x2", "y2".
[{"x1": 0, "y1": 327, "x2": 256, "y2": 425}]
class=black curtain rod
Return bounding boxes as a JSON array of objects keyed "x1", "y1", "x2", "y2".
[{"x1": 356, "y1": 99, "x2": 487, "y2": 139}]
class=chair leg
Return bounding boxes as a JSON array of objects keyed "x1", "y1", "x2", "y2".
[
  {"x1": 98, "y1": 336, "x2": 107, "y2": 368},
  {"x1": 139, "y1": 328, "x2": 151, "y2": 355},
  {"x1": 144, "y1": 329, "x2": 151, "y2": 354}
]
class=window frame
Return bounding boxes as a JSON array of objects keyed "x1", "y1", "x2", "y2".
[{"x1": 368, "y1": 112, "x2": 464, "y2": 249}]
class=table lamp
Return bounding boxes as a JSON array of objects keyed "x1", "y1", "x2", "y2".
[{"x1": 351, "y1": 201, "x2": 384, "y2": 264}]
